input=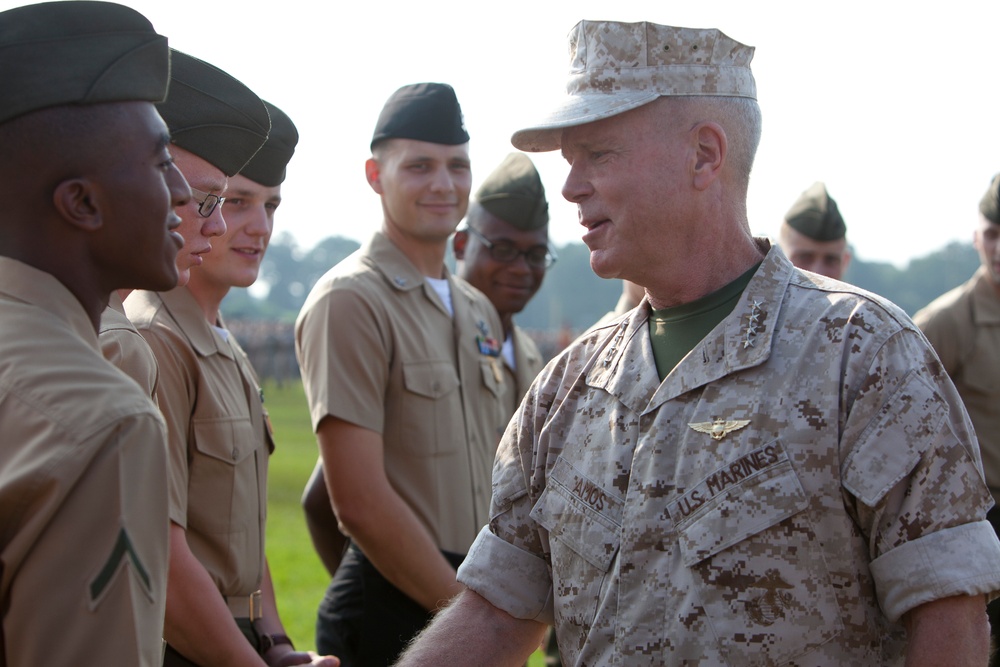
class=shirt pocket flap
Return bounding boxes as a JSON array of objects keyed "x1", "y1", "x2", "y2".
[
  {"x1": 530, "y1": 457, "x2": 623, "y2": 571},
  {"x1": 403, "y1": 361, "x2": 460, "y2": 399},
  {"x1": 676, "y1": 460, "x2": 808, "y2": 568},
  {"x1": 192, "y1": 417, "x2": 257, "y2": 466}
]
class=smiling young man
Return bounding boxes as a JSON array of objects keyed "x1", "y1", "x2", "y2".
[
  {"x1": 301, "y1": 152, "x2": 552, "y2": 579},
  {"x1": 295, "y1": 82, "x2": 508, "y2": 667},
  {"x1": 100, "y1": 49, "x2": 265, "y2": 397},
  {"x1": 158, "y1": 100, "x2": 333, "y2": 667},
  {"x1": 0, "y1": 3, "x2": 188, "y2": 664},
  {"x1": 454, "y1": 152, "x2": 551, "y2": 413}
]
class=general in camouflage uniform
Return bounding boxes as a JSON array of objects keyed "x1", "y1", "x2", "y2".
[{"x1": 396, "y1": 19, "x2": 1000, "y2": 667}]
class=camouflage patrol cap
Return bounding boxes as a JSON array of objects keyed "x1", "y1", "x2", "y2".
[
  {"x1": 370, "y1": 82, "x2": 469, "y2": 150},
  {"x1": 475, "y1": 153, "x2": 549, "y2": 231},
  {"x1": 157, "y1": 49, "x2": 270, "y2": 177},
  {"x1": 238, "y1": 101, "x2": 298, "y2": 187},
  {"x1": 512, "y1": 20, "x2": 756, "y2": 152},
  {"x1": 783, "y1": 182, "x2": 846, "y2": 242},
  {"x1": 0, "y1": 1, "x2": 169, "y2": 126},
  {"x1": 980, "y1": 173, "x2": 1000, "y2": 225}
]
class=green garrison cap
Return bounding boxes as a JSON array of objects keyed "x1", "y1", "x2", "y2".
[
  {"x1": 157, "y1": 49, "x2": 270, "y2": 177},
  {"x1": 370, "y1": 82, "x2": 469, "y2": 150},
  {"x1": 512, "y1": 21, "x2": 756, "y2": 152},
  {"x1": 0, "y1": 1, "x2": 169, "y2": 126},
  {"x1": 239, "y1": 101, "x2": 298, "y2": 187},
  {"x1": 476, "y1": 153, "x2": 549, "y2": 231},
  {"x1": 980, "y1": 173, "x2": 1000, "y2": 225},
  {"x1": 784, "y1": 182, "x2": 846, "y2": 242}
]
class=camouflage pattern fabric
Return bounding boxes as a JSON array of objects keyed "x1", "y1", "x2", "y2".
[{"x1": 459, "y1": 241, "x2": 1000, "y2": 666}]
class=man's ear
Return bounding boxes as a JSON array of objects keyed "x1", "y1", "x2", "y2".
[
  {"x1": 452, "y1": 230, "x2": 468, "y2": 260},
  {"x1": 365, "y1": 158, "x2": 383, "y2": 194},
  {"x1": 52, "y1": 178, "x2": 102, "y2": 231},
  {"x1": 692, "y1": 122, "x2": 727, "y2": 191}
]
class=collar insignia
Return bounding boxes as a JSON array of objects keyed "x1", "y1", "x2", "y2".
[{"x1": 743, "y1": 298, "x2": 765, "y2": 349}]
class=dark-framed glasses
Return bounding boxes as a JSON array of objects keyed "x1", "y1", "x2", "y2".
[
  {"x1": 466, "y1": 226, "x2": 557, "y2": 269},
  {"x1": 189, "y1": 186, "x2": 225, "y2": 218}
]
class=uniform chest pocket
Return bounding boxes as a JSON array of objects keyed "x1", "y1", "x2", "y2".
[
  {"x1": 192, "y1": 417, "x2": 257, "y2": 465},
  {"x1": 402, "y1": 361, "x2": 460, "y2": 399},
  {"x1": 674, "y1": 444, "x2": 843, "y2": 665},
  {"x1": 531, "y1": 457, "x2": 623, "y2": 571},
  {"x1": 189, "y1": 417, "x2": 259, "y2": 533},
  {"x1": 399, "y1": 361, "x2": 461, "y2": 456}
]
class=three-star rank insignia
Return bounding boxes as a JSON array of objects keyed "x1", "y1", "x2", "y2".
[{"x1": 688, "y1": 418, "x2": 751, "y2": 441}]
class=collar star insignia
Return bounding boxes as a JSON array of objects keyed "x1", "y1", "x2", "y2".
[
  {"x1": 742, "y1": 298, "x2": 765, "y2": 349},
  {"x1": 689, "y1": 418, "x2": 752, "y2": 440}
]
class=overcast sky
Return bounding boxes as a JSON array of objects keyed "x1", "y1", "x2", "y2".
[{"x1": 13, "y1": 0, "x2": 999, "y2": 266}]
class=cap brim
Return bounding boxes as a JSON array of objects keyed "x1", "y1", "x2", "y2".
[{"x1": 511, "y1": 91, "x2": 661, "y2": 152}]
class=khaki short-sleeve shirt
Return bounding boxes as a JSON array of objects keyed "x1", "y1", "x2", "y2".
[
  {"x1": 0, "y1": 258, "x2": 169, "y2": 667},
  {"x1": 99, "y1": 291, "x2": 159, "y2": 397},
  {"x1": 295, "y1": 231, "x2": 508, "y2": 554},
  {"x1": 126, "y1": 286, "x2": 270, "y2": 597},
  {"x1": 504, "y1": 325, "x2": 544, "y2": 418},
  {"x1": 459, "y1": 243, "x2": 1000, "y2": 666},
  {"x1": 915, "y1": 267, "x2": 1000, "y2": 503}
]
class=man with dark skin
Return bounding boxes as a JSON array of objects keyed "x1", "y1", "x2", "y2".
[{"x1": 0, "y1": 3, "x2": 188, "y2": 664}]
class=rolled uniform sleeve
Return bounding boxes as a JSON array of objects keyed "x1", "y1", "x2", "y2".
[
  {"x1": 458, "y1": 364, "x2": 562, "y2": 624},
  {"x1": 841, "y1": 328, "x2": 1000, "y2": 621}
]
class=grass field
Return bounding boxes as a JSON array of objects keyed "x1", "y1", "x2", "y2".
[{"x1": 263, "y1": 379, "x2": 546, "y2": 665}]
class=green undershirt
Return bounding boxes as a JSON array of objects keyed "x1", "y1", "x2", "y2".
[{"x1": 649, "y1": 262, "x2": 761, "y2": 380}]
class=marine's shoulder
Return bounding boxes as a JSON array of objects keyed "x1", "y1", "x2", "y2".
[
  {"x1": 784, "y1": 271, "x2": 917, "y2": 333},
  {"x1": 913, "y1": 275, "x2": 977, "y2": 326},
  {"x1": 123, "y1": 289, "x2": 170, "y2": 329}
]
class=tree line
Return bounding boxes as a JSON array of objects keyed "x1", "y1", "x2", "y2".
[{"x1": 222, "y1": 232, "x2": 980, "y2": 331}]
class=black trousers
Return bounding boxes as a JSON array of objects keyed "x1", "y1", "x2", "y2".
[
  {"x1": 988, "y1": 506, "x2": 1000, "y2": 667},
  {"x1": 316, "y1": 543, "x2": 464, "y2": 667},
  {"x1": 162, "y1": 617, "x2": 260, "y2": 666}
]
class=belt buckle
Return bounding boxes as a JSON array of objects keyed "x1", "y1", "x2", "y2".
[{"x1": 249, "y1": 590, "x2": 262, "y2": 621}]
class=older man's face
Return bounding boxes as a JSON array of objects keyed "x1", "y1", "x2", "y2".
[{"x1": 558, "y1": 101, "x2": 693, "y2": 282}]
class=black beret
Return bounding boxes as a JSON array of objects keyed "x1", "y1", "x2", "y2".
[
  {"x1": 980, "y1": 173, "x2": 1000, "y2": 225},
  {"x1": 157, "y1": 49, "x2": 270, "y2": 177},
  {"x1": 475, "y1": 153, "x2": 548, "y2": 231},
  {"x1": 370, "y1": 82, "x2": 469, "y2": 150},
  {"x1": 238, "y1": 101, "x2": 298, "y2": 187},
  {"x1": 783, "y1": 182, "x2": 846, "y2": 242},
  {"x1": 0, "y1": 1, "x2": 169, "y2": 125}
]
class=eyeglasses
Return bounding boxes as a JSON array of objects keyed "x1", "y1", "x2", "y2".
[
  {"x1": 465, "y1": 226, "x2": 557, "y2": 269},
  {"x1": 189, "y1": 187, "x2": 225, "y2": 218}
]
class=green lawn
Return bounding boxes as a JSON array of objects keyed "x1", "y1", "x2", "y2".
[{"x1": 263, "y1": 379, "x2": 546, "y2": 665}]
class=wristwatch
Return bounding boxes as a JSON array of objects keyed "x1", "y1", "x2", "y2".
[{"x1": 259, "y1": 632, "x2": 294, "y2": 654}]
